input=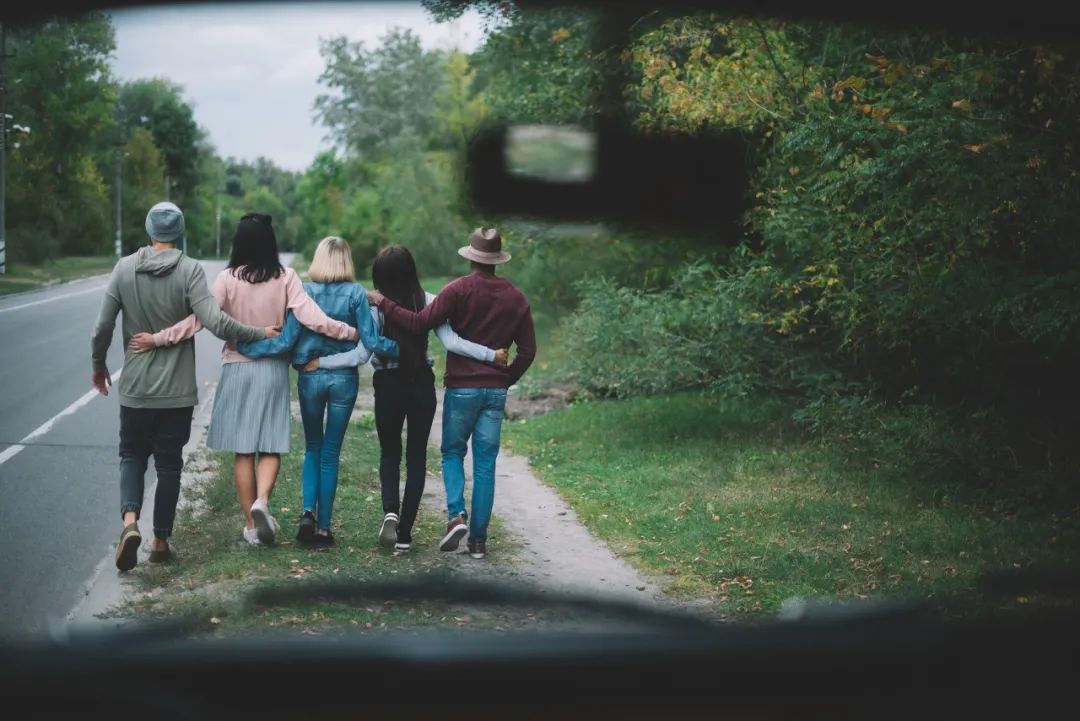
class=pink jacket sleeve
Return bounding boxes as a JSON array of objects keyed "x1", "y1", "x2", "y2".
[
  {"x1": 152, "y1": 271, "x2": 227, "y2": 346},
  {"x1": 284, "y1": 269, "x2": 354, "y2": 340}
]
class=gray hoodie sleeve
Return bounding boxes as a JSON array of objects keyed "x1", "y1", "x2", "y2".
[
  {"x1": 90, "y1": 266, "x2": 122, "y2": 373},
  {"x1": 185, "y1": 264, "x2": 266, "y2": 342}
]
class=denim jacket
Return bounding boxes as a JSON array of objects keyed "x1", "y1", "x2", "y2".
[{"x1": 237, "y1": 281, "x2": 398, "y2": 368}]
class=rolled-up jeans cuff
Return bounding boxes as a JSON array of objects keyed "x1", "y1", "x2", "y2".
[
  {"x1": 120, "y1": 504, "x2": 141, "y2": 518},
  {"x1": 153, "y1": 527, "x2": 171, "y2": 541}
]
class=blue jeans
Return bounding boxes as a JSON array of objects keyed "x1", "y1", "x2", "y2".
[
  {"x1": 441, "y1": 387, "x2": 507, "y2": 543},
  {"x1": 297, "y1": 369, "x2": 359, "y2": 530}
]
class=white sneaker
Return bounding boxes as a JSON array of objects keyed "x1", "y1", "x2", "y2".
[
  {"x1": 243, "y1": 526, "x2": 261, "y2": 546},
  {"x1": 250, "y1": 499, "x2": 277, "y2": 545},
  {"x1": 379, "y1": 513, "x2": 399, "y2": 548}
]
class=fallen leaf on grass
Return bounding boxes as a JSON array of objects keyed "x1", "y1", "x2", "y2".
[{"x1": 209, "y1": 617, "x2": 221, "y2": 625}]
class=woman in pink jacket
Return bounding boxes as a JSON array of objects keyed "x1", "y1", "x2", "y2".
[{"x1": 132, "y1": 214, "x2": 359, "y2": 546}]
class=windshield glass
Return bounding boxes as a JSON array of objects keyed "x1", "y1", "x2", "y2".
[{"x1": 0, "y1": 0, "x2": 1076, "y2": 642}]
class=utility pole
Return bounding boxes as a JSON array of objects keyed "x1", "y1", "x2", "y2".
[
  {"x1": 164, "y1": 173, "x2": 170, "y2": 201},
  {"x1": 114, "y1": 144, "x2": 122, "y2": 258},
  {"x1": 1, "y1": 23, "x2": 7, "y2": 275},
  {"x1": 215, "y1": 199, "x2": 221, "y2": 257}
]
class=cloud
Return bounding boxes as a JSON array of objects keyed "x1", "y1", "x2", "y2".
[
  {"x1": 268, "y1": 47, "x2": 324, "y2": 86},
  {"x1": 192, "y1": 23, "x2": 279, "y2": 49},
  {"x1": 110, "y1": 2, "x2": 486, "y2": 171}
]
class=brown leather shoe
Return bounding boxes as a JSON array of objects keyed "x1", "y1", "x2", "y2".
[
  {"x1": 439, "y1": 513, "x2": 468, "y2": 552},
  {"x1": 115, "y1": 523, "x2": 141, "y2": 572},
  {"x1": 148, "y1": 544, "x2": 172, "y2": 564},
  {"x1": 468, "y1": 541, "x2": 486, "y2": 560}
]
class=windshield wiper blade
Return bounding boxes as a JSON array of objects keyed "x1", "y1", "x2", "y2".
[{"x1": 248, "y1": 576, "x2": 721, "y2": 633}]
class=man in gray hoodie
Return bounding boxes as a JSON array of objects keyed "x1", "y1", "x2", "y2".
[{"x1": 91, "y1": 201, "x2": 274, "y2": 571}]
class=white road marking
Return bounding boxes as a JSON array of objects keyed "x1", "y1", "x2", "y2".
[
  {"x1": 0, "y1": 281, "x2": 109, "y2": 314},
  {"x1": 0, "y1": 368, "x2": 123, "y2": 468}
]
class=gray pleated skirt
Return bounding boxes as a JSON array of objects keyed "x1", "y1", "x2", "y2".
[{"x1": 207, "y1": 358, "x2": 291, "y2": 454}]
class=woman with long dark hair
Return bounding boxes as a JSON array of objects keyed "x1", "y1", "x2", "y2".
[
  {"x1": 306, "y1": 245, "x2": 508, "y2": 551},
  {"x1": 130, "y1": 214, "x2": 361, "y2": 546}
]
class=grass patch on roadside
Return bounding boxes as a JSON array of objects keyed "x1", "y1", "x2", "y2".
[
  {"x1": 505, "y1": 392, "x2": 1079, "y2": 617},
  {"x1": 0, "y1": 256, "x2": 116, "y2": 296}
]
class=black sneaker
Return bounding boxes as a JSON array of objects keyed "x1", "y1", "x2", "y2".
[
  {"x1": 379, "y1": 512, "x2": 399, "y2": 548},
  {"x1": 467, "y1": 541, "x2": 486, "y2": 560},
  {"x1": 313, "y1": 531, "x2": 337, "y2": 549},
  {"x1": 439, "y1": 513, "x2": 468, "y2": 552},
  {"x1": 395, "y1": 531, "x2": 412, "y2": 552},
  {"x1": 296, "y1": 511, "x2": 316, "y2": 544}
]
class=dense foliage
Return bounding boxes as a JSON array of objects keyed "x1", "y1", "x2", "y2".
[{"x1": 419, "y1": 4, "x2": 1080, "y2": 480}]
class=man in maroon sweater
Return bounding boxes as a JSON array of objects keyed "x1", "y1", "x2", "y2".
[{"x1": 368, "y1": 228, "x2": 536, "y2": 559}]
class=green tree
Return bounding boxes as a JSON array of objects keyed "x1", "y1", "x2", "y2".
[
  {"x1": 119, "y1": 128, "x2": 167, "y2": 253},
  {"x1": 6, "y1": 13, "x2": 117, "y2": 260},
  {"x1": 117, "y1": 78, "x2": 201, "y2": 200},
  {"x1": 371, "y1": 133, "x2": 464, "y2": 275},
  {"x1": 315, "y1": 28, "x2": 448, "y2": 158},
  {"x1": 295, "y1": 151, "x2": 347, "y2": 250},
  {"x1": 436, "y1": 50, "x2": 490, "y2": 150},
  {"x1": 468, "y1": 5, "x2": 603, "y2": 126}
]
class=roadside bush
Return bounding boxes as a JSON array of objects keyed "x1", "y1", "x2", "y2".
[
  {"x1": 504, "y1": 224, "x2": 720, "y2": 319},
  {"x1": 562, "y1": 263, "x2": 815, "y2": 400}
]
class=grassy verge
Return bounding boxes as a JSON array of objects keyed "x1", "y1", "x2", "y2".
[
  {"x1": 505, "y1": 392, "x2": 1079, "y2": 617},
  {"x1": 0, "y1": 256, "x2": 117, "y2": 296}
]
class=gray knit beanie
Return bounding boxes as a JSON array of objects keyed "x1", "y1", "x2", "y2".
[{"x1": 145, "y1": 201, "x2": 185, "y2": 243}]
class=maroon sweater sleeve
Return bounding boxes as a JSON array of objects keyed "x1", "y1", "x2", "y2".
[
  {"x1": 380, "y1": 284, "x2": 457, "y2": 333},
  {"x1": 507, "y1": 305, "x2": 537, "y2": 385}
]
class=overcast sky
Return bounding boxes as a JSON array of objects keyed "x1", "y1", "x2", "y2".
[{"x1": 110, "y1": 2, "x2": 486, "y2": 172}]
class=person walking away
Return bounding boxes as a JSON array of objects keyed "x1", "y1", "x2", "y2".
[
  {"x1": 234, "y1": 236, "x2": 400, "y2": 548},
  {"x1": 91, "y1": 201, "x2": 274, "y2": 571},
  {"x1": 131, "y1": 215, "x2": 359, "y2": 547},
  {"x1": 309, "y1": 245, "x2": 508, "y2": 551},
  {"x1": 367, "y1": 228, "x2": 535, "y2": 559}
]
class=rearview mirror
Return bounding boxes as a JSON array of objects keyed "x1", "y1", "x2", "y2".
[
  {"x1": 505, "y1": 125, "x2": 597, "y2": 184},
  {"x1": 467, "y1": 123, "x2": 748, "y2": 239}
]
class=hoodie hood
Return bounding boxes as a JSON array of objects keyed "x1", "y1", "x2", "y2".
[{"x1": 135, "y1": 246, "x2": 184, "y2": 277}]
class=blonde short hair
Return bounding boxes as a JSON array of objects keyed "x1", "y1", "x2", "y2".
[{"x1": 307, "y1": 236, "x2": 355, "y2": 283}]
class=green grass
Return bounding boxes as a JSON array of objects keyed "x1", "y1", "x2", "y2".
[
  {"x1": 505, "y1": 392, "x2": 1079, "y2": 617},
  {"x1": 0, "y1": 256, "x2": 117, "y2": 296}
]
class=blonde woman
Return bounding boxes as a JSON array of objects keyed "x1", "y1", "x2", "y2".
[
  {"x1": 130, "y1": 220, "x2": 379, "y2": 548},
  {"x1": 235, "y1": 236, "x2": 399, "y2": 546}
]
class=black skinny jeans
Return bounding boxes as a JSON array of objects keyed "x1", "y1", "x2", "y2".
[
  {"x1": 373, "y1": 367, "x2": 436, "y2": 542},
  {"x1": 119, "y1": 405, "x2": 193, "y2": 540}
]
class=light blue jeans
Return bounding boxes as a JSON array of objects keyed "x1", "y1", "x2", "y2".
[
  {"x1": 297, "y1": 369, "x2": 359, "y2": 530},
  {"x1": 441, "y1": 387, "x2": 507, "y2": 543}
]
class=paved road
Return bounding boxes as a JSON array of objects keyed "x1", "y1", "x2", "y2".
[{"x1": 0, "y1": 257, "x2": 255, "y2": 639}]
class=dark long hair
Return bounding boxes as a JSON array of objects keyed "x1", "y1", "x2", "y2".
[
  {"x1": 227, "y1": 213, "x2": 284, "y2": 284},
  {"x1": 372, "y1": 245, "x2": 428, "y2": 374}
]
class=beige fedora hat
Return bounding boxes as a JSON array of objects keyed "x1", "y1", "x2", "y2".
[{"x1": 458, "y1": 227, "x2": 511, "y2": 265}]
